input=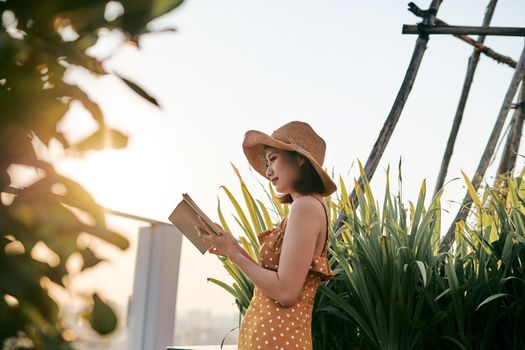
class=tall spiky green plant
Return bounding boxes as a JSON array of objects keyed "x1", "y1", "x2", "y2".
[
  {"x1": 207, "y1": 163, "x2": 286, "y2": 323},
  {"x1": 317, "y1": 159, "x2": 525, "y2": 349},
  {"x1": 210, "y1": 159, "x2": 525, "y2": 349}
]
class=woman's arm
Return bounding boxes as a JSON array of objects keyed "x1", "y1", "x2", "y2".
[
  {"x1": 234, "y1": 241, "x2": 258, "y2": 265},
  {"x1": 228, "y1": 247, "x2": 288, "y2": 305},
  {"x1": 229, "y1": 198, "x2": 321, "y2": 307}
]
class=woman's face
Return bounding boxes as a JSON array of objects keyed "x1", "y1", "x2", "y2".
[{"x1": 264, "y1": 147, "x2": 304, "y2": 194}]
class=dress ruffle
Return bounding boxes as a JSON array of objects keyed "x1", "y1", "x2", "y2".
[
  {"x1": 256, "y1": 216, "x2": 287, "y2": 245},
  {"x1": 309, "y1": 254, "x2": 334, "y2": 281},
  {"x1": 256, "y1": 228, "x2": 273, "y2": 245}
]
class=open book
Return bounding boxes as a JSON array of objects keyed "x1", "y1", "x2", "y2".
[{"x1": 168, "y1": 193, "x2": 223, "y2": 254}]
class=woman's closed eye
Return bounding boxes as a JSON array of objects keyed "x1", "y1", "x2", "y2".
[{"x1": 266, "y1": 156, "x2": 276, "y2": 166}]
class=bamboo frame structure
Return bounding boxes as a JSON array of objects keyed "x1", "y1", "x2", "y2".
[
  {"x1": 440, "y1": 45, "x2": 525, "y2": 252},
  {"x1": 331, "y1": 0, "x2": 443, "y2": 237},
  {"x1": 403, "y1": 25, "x2": 525, "y2": 37},
  {"x1": 496, "y1": 79, "x2": 525, "y2": 178},
  {"x1": 333, "y1": 0, "x2": 525, "y2": 254},
  {"x1": 408, "y1": 2, "x2": 516, "y2": 68},
  {"x1": 433, "y1": 0, "x2": 498, "y2": 200}
]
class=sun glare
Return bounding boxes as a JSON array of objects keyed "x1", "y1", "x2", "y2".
[{"x1": 54, "y1": 149, "x2": 133, "y2": 211}]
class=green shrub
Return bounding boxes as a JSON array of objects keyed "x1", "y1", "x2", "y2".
[{"x1": 211, "y1": 159, "x2": 525, "y2": 349}]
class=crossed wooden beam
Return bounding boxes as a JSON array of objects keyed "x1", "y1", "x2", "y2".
[{"x1": 403, "y1": 25, "x2": 525, "y2": 37}]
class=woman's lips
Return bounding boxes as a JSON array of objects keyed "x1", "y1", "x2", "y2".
[{"x1": 271, "y1": 178, "x2": 278, "y2": 183}]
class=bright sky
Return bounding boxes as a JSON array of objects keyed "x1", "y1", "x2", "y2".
[{"x1": 18, "y1": 0, "x2": 525, "y2": 322}]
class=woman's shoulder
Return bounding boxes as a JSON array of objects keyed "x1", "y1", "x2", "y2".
[
  {"x1": 287, "y1": 195, "x2": 326, "y2": 226},
  {"x1": 290, "y1": 195, "x2": 325, "y2": 213}
]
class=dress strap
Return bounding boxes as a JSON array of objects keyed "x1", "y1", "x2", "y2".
[{"x1": 311, "y1": 196, "x2": 329, "y2": 257}]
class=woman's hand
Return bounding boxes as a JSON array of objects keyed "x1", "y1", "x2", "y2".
[{"x1": 195, "y1": 215, "x2": 239, "y2": 258}]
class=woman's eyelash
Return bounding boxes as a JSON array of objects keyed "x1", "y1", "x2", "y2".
[{"x1": 265, "y1": 157, "x2": 275, "y2": 166}]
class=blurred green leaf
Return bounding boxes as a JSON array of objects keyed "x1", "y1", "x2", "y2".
[
  {"x1": 80, "y1": 247, "x2": 104, "y2": 271},
  {"x1": 71, "y1": 127, "x2": 128, "y2": 152},
  {"x1": 115, "y1": 73, "x2": 159, "y2": 107},
  {"x1": 1, "y1": 0, "x2": 184, "y2": 346},
  {"x1": 87, "y1": 293, "x2": 118, "y2": 335}
]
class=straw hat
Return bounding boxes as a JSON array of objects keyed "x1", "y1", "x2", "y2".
[{"x1": 242, "y1": 121, "x2": 337, "y2": 197}]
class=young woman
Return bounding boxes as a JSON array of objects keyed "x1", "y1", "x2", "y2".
[{"x1": 195, "y1": 121, "x2": 337, "y2": 349}]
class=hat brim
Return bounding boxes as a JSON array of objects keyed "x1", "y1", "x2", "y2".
[{"x1": 242, "y1": 130, "x2": 337, "y2": 197}]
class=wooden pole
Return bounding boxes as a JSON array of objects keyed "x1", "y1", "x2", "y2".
[
  {"x1": 332, "y1": 0, "x2": 443, "y2": 237},
  {"x1": 433, "y1": 0, "x2": 499, "y2": 200},
  {"x1": 489, "y1": 77, "x2": 525, "y2": 208},
  {"x1": 408, "y1": 2, "x2": 516, "y2": 68},
  {"x1": 403, "y1": 24, "x2": 525, "y2": 37},
  {"x1": 440, "y1": 44, "x2": 525, "y2": 253},
  {"x1": 496, "y1": 78, "x2": 525, "y2": 177}
]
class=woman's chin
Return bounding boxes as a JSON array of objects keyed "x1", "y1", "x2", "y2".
[
  {"x1": 274, "y1": 186, "x2": 287, "y2": 194},
  {"x1": 272, "y1": 182, "x2": 288, "y2": 194}
]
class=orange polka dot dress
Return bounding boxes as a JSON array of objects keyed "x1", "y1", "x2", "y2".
[{"x1": 238, "y1": 196, "x2": 334, "y2": 350}]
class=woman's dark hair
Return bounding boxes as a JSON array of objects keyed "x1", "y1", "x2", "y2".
[{"x1": 265, "y1": 146, "x2": 325, "y2": 204}]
